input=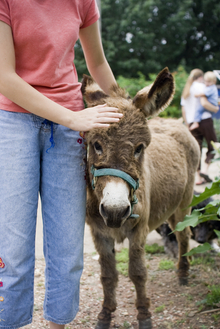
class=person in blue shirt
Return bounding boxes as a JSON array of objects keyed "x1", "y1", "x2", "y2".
[{"x1": 190, "y1": 71, "x2": 218, "y2": 131}]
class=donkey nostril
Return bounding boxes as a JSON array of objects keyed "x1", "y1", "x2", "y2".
[
  {"x1": 121, "y1": 205, "x2": 131, "y2": 219},
  {"x1": 100, "y1": 203, "x2": 107, "y2": 219}
]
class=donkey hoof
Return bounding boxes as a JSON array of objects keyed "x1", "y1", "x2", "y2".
[
  {"x1": 179, "y1": 277, "x2": 188, "y2": 285},
  {"x1": 95, "y1": 320, "x2": 111, "y2": 329},
  {"x1": 139, "y1": 318, "x2": 152, "y2": 329}
]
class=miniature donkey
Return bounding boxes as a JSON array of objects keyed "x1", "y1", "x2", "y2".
[{"x1": 82, "y1": 68, "x2": 200, "y2": 329}]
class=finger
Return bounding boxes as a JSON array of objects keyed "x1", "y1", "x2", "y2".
[
  {"x1": 97, "y1": 105, "x2": 120, "y2": 113},
  {"x1": 94, "y1": 123, "x2": 111, "y2": 128},
  {"x1": 95, "y1": 116, "x2": 121, "y2": 124},
  {"x1": 94, "y1": 104, "x2": 107, "y2": 109},
  {"x1": 97, "y1": 111, "x2": 123, "y2": 118}
]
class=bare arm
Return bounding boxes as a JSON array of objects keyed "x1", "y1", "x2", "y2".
[
  {"x1": 200, "y1": 96, "x2": 219, "y2": 113},
  {"x1": 79, "y1": 21, "x2": 117, "y2": 94},
  {"x1": 181, "y1": 106, "x2": 189, "y2": 127},
  {"x1": 194, "y1": 93, "x2": 205, "y2": 98},
  {"x1": 0, "y1": 21, "x2": 122, "y2": 131}
]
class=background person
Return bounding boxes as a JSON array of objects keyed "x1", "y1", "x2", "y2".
[
  {"x1": 0, "y1": 1, "x2": 122, "y2": 329},
  {"x1": 181, "y1": 69, "x2": 218, "y2": 185},
  {"x1": 190, "y1": 71, "x2": 218, "y2": 131}
]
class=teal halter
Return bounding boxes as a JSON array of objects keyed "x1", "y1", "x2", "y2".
[{"x1": 90, "y1": 165, "x2": 139, "y2": 218}]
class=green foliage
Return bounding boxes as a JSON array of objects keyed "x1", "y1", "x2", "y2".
[
  {"x1": 215, "y1": 229, "x2": 220, "y2": 239},
  {"x1": 116, "y1": 248, "x2": 129, "y2": 263},
  {"x1": 190, "y1": 254, "x2": 215, "y2": 266},
  {"x1": 116, "y1": 248, "x2": 129, "y2": 276},
  {"x1": 158, "y1": 259, "x2": 175, "y2": 270},
  {"x1": 116, "y1": 66, "x2": 188, "y2": 119},
  {"x1": 212, "y1": 313, "x2": 220, "y2": 323},
  {"x1": 154, "y1": 304, "x2": 166, "y2": 313},
  {"x1": 75, "y1": 0, "x2": 220, "y2": 79},
  {"x1": 198, "y1": 284, "x2": 220, "y2": 307},
  {"x1": 116, "y1": 243, "x2": 164, "y2": 276},
  {"x1": 145, "y1": 243, "x2": 164, "y2": 254},
  {"x1": 185, "y1": 243, "x2": 213, "y2": 256},
  {"x1": 213, "y1": 119, "x2": 220, "y2": 144},
  {"x1": 173, "y1": 144, "x2": 220, "y2": 256},
  {"x1": 123, "y1": 321, "x2": 131, "y2": 328},
  {"x1": 117, "y1": 72, "x2": 150, "y2": 98},
  {"x1": 160, "y1": 66, "x2": 188, "y2": 118},
  {"x1": 173, "y1": 182, "x2": 220, "y2": 232}
]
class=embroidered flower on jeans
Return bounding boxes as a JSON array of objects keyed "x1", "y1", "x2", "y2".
[
  {"x1": 0, "y1": 259, "x2": 4, "y2": 269},
  {"x1": 79, "y1": 131, "x2": 85, "y2": 139}
]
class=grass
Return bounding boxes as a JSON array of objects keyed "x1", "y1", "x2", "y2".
[
  {"x1": 116, "y1": 261, "x2": 129, "y2": 276},
  {"x1": 154, "y1": 304, "x2": 165, "y2": 313},
  {"x1": 116, "y1": 248, "x2": 129, "y2": 263},
  {"x1": 202, "y1": 284, "x2": 220, "y2": 307},
  {"x1": 145, "y1": 243, "x2": 164, "y2": 254},
  {"x1": 212, "y1": 313, "x2": 220, "y2": 322},
  {"x1": 196, "y1": 284, "x2": 220, "y2": 310},
  {"x1": 116, "y1": 244, "x2": 164, "y2": 276},
  {"x1": 190, "y1": 254, "x2": 215, "y2": 267},
  {"x1": 158, "y1": 259, "x2": 175, "y2": 271},
  {"x1": 116, "y1": 248, "x2": 129, "y2": 276}
]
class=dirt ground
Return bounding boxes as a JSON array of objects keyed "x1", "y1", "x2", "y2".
[{"x1": 24, "y1": 249, "x2": 220, "y2": 329}]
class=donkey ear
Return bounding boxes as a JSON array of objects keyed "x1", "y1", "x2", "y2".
[
  {"x1": 133, "y1": 68, "x2": 175, "y2": 118},
  {"x1": 81, "y1": 74, "x2": 109, "y2": 107}
]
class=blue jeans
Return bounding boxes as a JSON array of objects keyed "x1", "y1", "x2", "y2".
[{"x1": 0, "y1": 110, "x2": 86, "y2": 328}]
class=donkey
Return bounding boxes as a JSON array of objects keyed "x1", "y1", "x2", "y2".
[{"x1": 82, "y1": 68, "x2": 200, "y2": 329}]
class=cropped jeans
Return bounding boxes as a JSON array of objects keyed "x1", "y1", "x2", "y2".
[{"x1": 0, "y1": 109, "x2": 87, "y2": 328}]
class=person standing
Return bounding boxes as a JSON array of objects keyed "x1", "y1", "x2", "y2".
[
  {"x1": 181, "y1": 69, "x2": 218, "y2": 185},
  {"x1": 0, "y1": 1, "x2": 122, "y2": 329},
  {"x1": 190, "y1": 71, "x2": 218, "y2": 131}
]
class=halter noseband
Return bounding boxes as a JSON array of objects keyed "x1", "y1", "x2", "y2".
[{"x1": 90, "y1": 165, "x2": 139, "y2": 218}]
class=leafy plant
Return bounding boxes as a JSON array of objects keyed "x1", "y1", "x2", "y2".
[
  {"x1": 145, "y1": 243, "x2": 164, "y2": 254},
  {"x1": 158, "y1": 259, "x2": 175, "y2": 271},
  {"x1": 212, "y1": 313, "x2": 220, "y2": 322},
  {"x1": 173, "y1": 143, "x2": 220, "y2": 256},
  {"x1": 173, "y1": 183, "x2": 220, "y2": 256},
  {"x1": 197, "y1": 285, "x2": 220, "y2": 308},
  {"x1": 190, "y1": 255, "x2": 215, "y2": 267}
]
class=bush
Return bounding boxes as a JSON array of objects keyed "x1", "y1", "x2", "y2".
[
  {"x1": 213, "y1": 119, "x2": 220, "y2": 143},
  {"x1": 116, "y1": 66, "x2": 188, "y2": 119},
  {"x1": 199, "y1": 285, "x2": 220, "y2": 308},
  {"x1": 173, "y1": 143, "x2": 220, "y2": 256}
]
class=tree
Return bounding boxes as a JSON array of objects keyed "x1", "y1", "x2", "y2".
[{"x1": 74, "y1": 0, "x2": 220, "y2": 79}]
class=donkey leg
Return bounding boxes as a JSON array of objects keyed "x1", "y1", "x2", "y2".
[
  {"x1": 129, "y1": 240, "x2": 152, "y2": 329},
  {"x1": 92, "y1": 233, "x2": 118, "y2": 329},
  {"x1": 168, "y1": 210, "x2": 191, "y2": 285}
]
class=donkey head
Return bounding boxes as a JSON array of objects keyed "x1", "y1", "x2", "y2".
[{"x1": 82, "y1": 68, "x2": 174, "y2": 228}]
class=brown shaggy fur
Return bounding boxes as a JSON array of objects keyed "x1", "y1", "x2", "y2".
[{"x1": 82, "y1": 68, "x2": 200, "y2": 329}]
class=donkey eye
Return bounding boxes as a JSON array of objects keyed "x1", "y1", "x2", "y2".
[
  {"x1": 134, "y1": 144, "x2": 144, "y2": 157},
  {"x1": 94, "y1": 141, "x2": 103, "y2": 155}
]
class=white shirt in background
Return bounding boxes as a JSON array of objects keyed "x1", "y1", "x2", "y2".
[{"x1": 181, "y1": 81, "x2": 211, "y2": 124}]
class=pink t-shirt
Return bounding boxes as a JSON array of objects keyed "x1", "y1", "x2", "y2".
[{"x1": 0, "y1": 0, "x2": 100, "y2": 113}]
